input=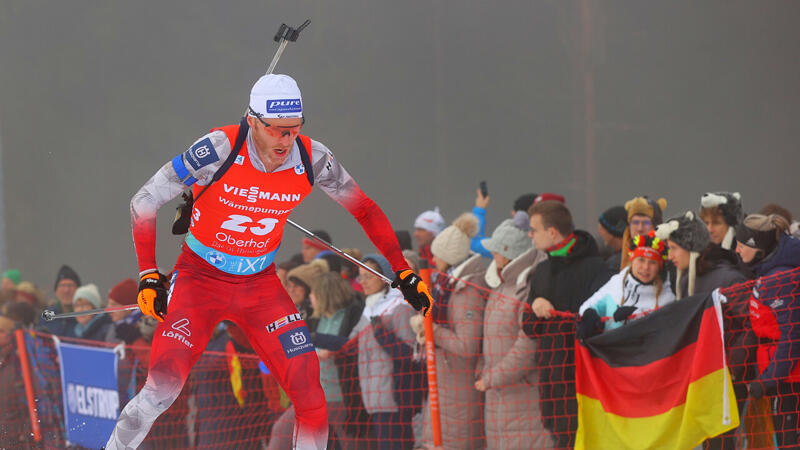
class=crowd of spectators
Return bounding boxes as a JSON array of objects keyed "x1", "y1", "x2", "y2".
[{"x1": 1, "y1": 187, "x2": 800, "y2": 449}]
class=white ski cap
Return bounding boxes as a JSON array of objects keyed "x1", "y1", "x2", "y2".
[{"x1": 249, "y1": 74, "x2": 303, "y2": 119}]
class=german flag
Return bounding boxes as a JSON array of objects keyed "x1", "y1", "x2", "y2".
[{"x1": 575, "y1": 292, "x2": 739, "y2": 449}]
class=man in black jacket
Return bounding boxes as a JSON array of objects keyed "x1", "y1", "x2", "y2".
[{"x1": 522, "y1": 200, "x2": 613, "y2": 448}]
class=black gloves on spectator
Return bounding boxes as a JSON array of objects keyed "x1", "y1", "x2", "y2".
[
  {"x1": 748, "y1": 381, "x2": 776, "y2": 400},
  {"x1": 115, "y1": 322, "x2": 142, "y2": 344},
  {"x1": 749, "y1": 381, "x2": 764, "y2": 400},
  {"x1": 392, "y1": 270, "x2": 432, "y2": 315},
  {"x1": 576, "y1": 308, "x2": 603, "y2": 341},
  {"x1": 521, "y1": 309, "x2": 536, "y2": 339},
  {"x1": 613, "y1": 306, "x2": 638, "y2": 323}
]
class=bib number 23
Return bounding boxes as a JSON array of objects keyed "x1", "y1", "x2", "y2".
[{"x1": 221, "y1": 214, "x2": 279, "y2": 236}]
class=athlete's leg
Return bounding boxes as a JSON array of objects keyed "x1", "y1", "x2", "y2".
[
  {"x1": 106, "y1": 268, "x2": 221, "y2": 449},
  {"x1": 231, "y1": 272, "x2": 328, "y2": 450}
]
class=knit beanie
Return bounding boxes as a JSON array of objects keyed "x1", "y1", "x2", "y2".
[
  {"x1": 598, "y1": 206, "x2": 627, "y2": 238},
  {"x1": 287, "y1": 259, "x2": 329, "y2": 291},
  {"x1": 628, "y1": 231, "x2": 668, "y2": 269},
  {"x1": 362, "y1": 254, "x2": 393, "y2": 279},
  {"x1": 482, "y1": 211, "x2": 533, "y2": 261},
  {"x1": 513, "y1": 193, "x2": 538, "y2": 213},
  {"x1": 249, "y1": 74, "x2": 303, "y2": 119},
  {"x1": 2, "y1": 269, "x2": 21, "y2": 285},
  {"x1": 109, "y1": 278, "x2": 139, "y2": 306},
  {"x1": 431, "y1": 213, "x2": 480, "y2": 266},
  {"x1": 535, "y1": 193, "x2": 566, "y2": 204},
  {"x1": 656, "y1": 211, "x2": 710, "y2": 299},
  {"x1": 54, "y1": 265, "x2": 81, "y2": 290},
  {"x1": 73, "y1": 283, "x2": 103, "y2": 309},
  {"x1": 414, "y1": 207, "x2": 446, "y2": 236}
]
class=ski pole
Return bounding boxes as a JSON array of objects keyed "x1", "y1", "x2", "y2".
[
  {"x1": 267, "y1": 19, "x2": 311, "y2": 74},
  {"x1": 41, "y1": 304, "x2": 139, "y2": 322},
  {"x1": 287, "y1": 219, "x2": 394, "y2": 285}
]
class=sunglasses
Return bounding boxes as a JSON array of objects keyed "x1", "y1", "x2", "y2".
[{"x1": 248, "y1": 106, "x2": 305, "y2": 137}]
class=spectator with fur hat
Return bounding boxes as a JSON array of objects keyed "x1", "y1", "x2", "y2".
[
  {"x1": 597, "y1": 205, "x2": 627, "y2": 272},
  {"x1": 415, "y1": 212, "x2": 487, "y2": 449},
  {"x1": 287, "y1": 259, "x2": 329, "y2": 320},
  {"x1": 414, "y1": 207, "x2": 446, "y2": 267},
  {"x1": 474, "y1": 211, "x2": 550, "y2": 449},
  {"x1": 578, "y1": 231, "x2": 674, "y2": 337},
  {"x1": 105, "y1": 278, "x2": 143, "y2": 344},
  {"x1": 521, "y1": 200, "x2": 612, "y2": 448},
  {"x1": 656, "y1": 211, "x2": 747, "y2": 299},
  {"x1": 619, "y1": 196, "x2": 667, "y2": 270},
  {"x1": 699, "y1": 192, "x2": 744, "y2": 251},
  {"x1": 735, "y1": 214, "x2": 800, "y2": 447},
  {"x1": 38, "y1": 264, "x2": 81, "y2": 336},
  {"x1": 68, "y1": 283, "x2": 113, "y2": 342}
]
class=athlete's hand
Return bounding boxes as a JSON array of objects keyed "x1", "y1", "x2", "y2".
[
  {"x1": 137, "y1": 272, "x2": 169, "y2": 322},
  {"x1": 392, "y1": 270, "x2": 433, "y2": 315}
]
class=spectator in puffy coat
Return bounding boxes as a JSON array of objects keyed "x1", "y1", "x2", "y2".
[
  {"x1": 474, "y1": 211, "x2": 551, "y2": 449},
  {"x1": 735, "y1": 214, "x2": 800, "y2": 448},
  {"x1": 349, "y1": 254, "x2": 417, "y2": 450},
  {"x1": 520, "y1": 201, "x2": 612, "y2": 449},
  {"x1": 578, "y1": 231, "x2": 674, "y2": 336},
  {"x1": 414, "y1": 213, "x2": 487, "y2": 449},
  {"x1": 68, "y1": 284, "x2": 112, "y2": 342}
]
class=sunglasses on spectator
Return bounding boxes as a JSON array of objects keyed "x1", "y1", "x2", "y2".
[
  {"x1": 248, "y1": 106, "x2": 305, "y2": 138},
  {"x1": 630, "y1": 218, "x2": 653, "y2": 228}
]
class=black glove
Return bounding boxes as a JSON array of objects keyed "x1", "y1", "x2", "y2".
[
  {"x1": 115, "y1": 322, "x2": 142, "y2": 344},
  {"x1": 137, "y1": 272, "x2": 169, "y2": 322},
  {"x1": 576, "y1": 308, "x2": 603, "y2": 341},
  {"x1": 613, "y1": 306, "x2": 638, "y2": 323},
  {"x1": 522, "y1": 309, "x2": 537, "y2": 339},
  {"x1": 749, "y1": 381, "x2": 764, "y2": 400},
  {"x1": 392, "y1": 270, "x2": 433, "y2": 315}
]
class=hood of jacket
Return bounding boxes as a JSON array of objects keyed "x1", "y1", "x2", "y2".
[{"x1": 753, "y1": 234, "x2": 800, "y2": 277}]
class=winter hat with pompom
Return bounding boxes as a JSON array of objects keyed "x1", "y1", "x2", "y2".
[
  {"x1": 431, "y1": 213, "x2": 480, "y2": 266},
  {"x1": 482, "y1": 211, "x2": 533, "y2": 261}
]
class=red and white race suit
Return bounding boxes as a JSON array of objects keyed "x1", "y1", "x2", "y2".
[{"x1": 106, "y1": 123, "x2": 407, "y2": 450}]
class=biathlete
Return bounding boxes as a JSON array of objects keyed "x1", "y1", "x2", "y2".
[{"x1": 105, "y1": 74, "x2": 432, "y2": 449}]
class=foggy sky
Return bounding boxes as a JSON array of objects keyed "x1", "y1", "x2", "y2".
[{"x1": 1, "y1": 1, "x2": 799, "y2": 295}]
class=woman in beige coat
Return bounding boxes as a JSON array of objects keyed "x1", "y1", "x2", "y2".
[
  {"x1": 414, "y1": 213, "x2": 488, "y2": 450},
  {"x1": 475, "y1": 212, "x2": 551, "y2": 449}
]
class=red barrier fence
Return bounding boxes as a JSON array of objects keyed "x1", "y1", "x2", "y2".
[{"x1": 5, "y1": 266, "x2": 800, "y2": 449}]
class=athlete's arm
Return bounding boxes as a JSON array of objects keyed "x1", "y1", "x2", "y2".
[
  {"x1": 310, "y1": 140, "x2": 408, "y2": 273},
  {"x1": 131, "y1": 131, "x2": 232, "y2": 275}
]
